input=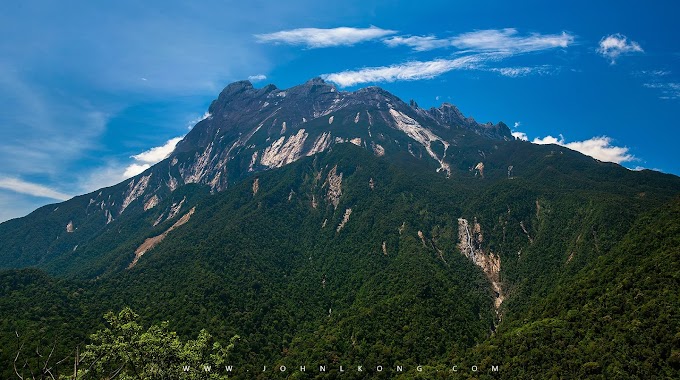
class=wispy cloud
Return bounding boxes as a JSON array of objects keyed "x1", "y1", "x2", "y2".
[
  {"x1": 0, "y1": 68, "x2": 109, "y2": 178},
  {"x1": 383, "y1": 35, "x2": 451, "y2": 51},
  {"x1": 643, "y1": 82, "x2": 680, "y2": 99},
  {"x1": 597, "y1": 34, "x2": 643, "y2": 64},
  {"x1": 450, "y1": 29, "x2": 573, "y2": 53},
  {"x1": 322, "y1": 56, "x2": 485, "y2": 87},
  {"x1": 0, "y1": 177, "x2": 71, "y2": 201},
  {"x1": 489, "y1": 65, "x2": 555, "y2": 77},
  {"x1": 255, "y1": 26, "x2": 396, "y2": 48},
  {"x1": 383, "y1": 29, "x2": 574, "y2": 54},
  {"x1": 635, "y1": 70, "x2": 671, "y2": 77},
  {"x1": 532, "y1": 135, "x2": 634, "y2": 163},
  {"x1": 325, "y1": 28, "x2": 572, "y2": 86}
]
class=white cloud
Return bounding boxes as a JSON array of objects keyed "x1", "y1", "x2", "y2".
[
  {"x1": 513, "y1": 122, "x2": 521, "y2": 128},
  {"x1": 255, "y1": 26, "x2": 396, "y2": 48},
  {"x1": 532, "y1": 135, "x2": 634, "y2": 163},
  {"x1": 123, "y1": 137, "x2": 183, "y2": 178},
  {"x1": 532, "y1": 135, "x2": 564, "y2": 145},
  {"x1": 383, "y1": 35, "x2": 451, "y2": 51},
  {"x1": 322, "y1": 56, "x2": 484, "y2": 87},
  {"x1": 123, "y1": 163, "x2": 152, "y2": 178},
  {"x1": 512, "y1": 131, "x2": 528, "y2": 141},
  {"x1": 597, "y1": 34, "x2": 643, "y2": 64},
  {"x1": 383, "y1": 29, "x2": 574, "y2": 54},
  {"x1": 0, "y1": 177, "x2": 71, "y2": 201},
  {"x1": 450, "y1": 28, "x2": 574, "y2": 53},
  {"x1": 78, "y1": 136, "x2": 184, "y2": 191},
  {"x1": 325, "y1": 28, "x2": 572, "y2": 86},
  {"x1": 248, "y1": 74, "x2": 267, "y2": 82}
]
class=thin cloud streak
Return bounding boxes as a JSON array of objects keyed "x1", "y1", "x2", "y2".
[
  {"x1": 0, "y1": 177, "x2": 72, "y2": 201},
  {"x1": 326, "y1": 28, "x2": 572, "y2": 86},
  {"x1": 322, "y1": 56, "x2": 487, "y2": 87},
  {"x1": 255, "y1": 26, "x2": 396, "y2": 48},
  {"x1": 384, "y1": 29, "x2": 574, "y2": 53},
  {"x1": 489, "y1": 66, "x2": 554, "y2": 77},
  {"x1": 383, "y1": 35, "x2": 451, "y2": 51},
  {"x1": 451, "y1": 28, "x2": 573, "y2": 53}
]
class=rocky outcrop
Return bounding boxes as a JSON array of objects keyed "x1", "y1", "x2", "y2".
[
  {"x1": 129, "y1": 207, "x2": 196, "y2": 269},
  {"x1": 337, "y1": 208, "x2": 352, "y2": 232},
  {"x1": 389, "y1": 108, "x2": 451, "y2": 177},
  {"x1": 458, "y1": 218, "x2": 503, "y2": 310},
  {"x1": 325, "y1": 165, "x2": 343, "y2": 209},
  {"x1": 474, "y1": 162, "x2": 485, "y2": 178},
  {"x1": 371, "y1": 142, "x2": 385, "y2": 157},
  {"x1": 120, "y1": 174, "x2": 152, "y2": 214},
  {"x1": 260, "y1": 129, "x2": 309, "y2": 168},
  {"x1": 144, "y1": 195, "x2": 159, "y2": 211}
]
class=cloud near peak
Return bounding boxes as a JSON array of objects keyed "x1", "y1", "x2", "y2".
[
  {"x1": 124, "y1": 137, "x2": 183, "y2": 178},
  {"x1": 322, "y1": 56, "x2": 485, "y2": 87},
  {"x1": 532, "y1": 134, "x2": 635, "y2": 163},
  {"x1": 255, "y1": 26, "x2": 396, "y2": 48}
]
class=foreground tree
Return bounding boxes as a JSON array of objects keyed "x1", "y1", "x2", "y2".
[{"x1": 62, "y1": 307, "x2": 237, "y2": 379}]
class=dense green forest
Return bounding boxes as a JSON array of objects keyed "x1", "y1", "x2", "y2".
[{"x1": 2, "y1": 144, "x2": 679, "y2": 379}]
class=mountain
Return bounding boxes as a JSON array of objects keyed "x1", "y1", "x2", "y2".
[
  {"x1": 0, "y1": 78, "x2": 514, "y2": 275},
  {"x1": 1, "y1": 79, "x2": 679, "y2": 379}
]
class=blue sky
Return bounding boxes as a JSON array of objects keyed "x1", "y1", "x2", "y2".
[{"x1": 1, "y1": 0, "x2": 679, "y2": 222}]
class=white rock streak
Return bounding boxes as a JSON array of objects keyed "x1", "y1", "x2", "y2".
[
  {"x1": 337, "y1": 208, "x2": 352, "y2": 232},
  {"x1": 260, "y1": 129, "x2": 308, "y2": 168},
  {"x1": 307, "y1": 132, "x2": 332, "y2": 156},
  {"x1": 144, "y1": 195, "x2": 159, "y2": 211},
  {"x1": 371, "y1": 142, "x2": 385, "y2": 157},
  {"x1": 248, "y1": 151, "x2": 259, "y2": 172},
  {"x1": 181, "y1": 143, "x2": 214, "y2": 184},
  {"x1": 389, "y1": 109, "x2": 451, "y2": 176},
  {"x1": 120, "y1": 173, "x2": 152, "y2": 214}
]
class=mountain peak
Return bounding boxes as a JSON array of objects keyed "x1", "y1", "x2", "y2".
[
  {"x1": 223, "y1": 79, "x2": 253, "y2": 94},
  {"x1": 148, "y1": 77, "x2": 516, "y2": 207}
]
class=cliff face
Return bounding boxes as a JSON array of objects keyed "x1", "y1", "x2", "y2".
[{"x1": 458, "y1": 218, "x2": 504, "y2": 311}]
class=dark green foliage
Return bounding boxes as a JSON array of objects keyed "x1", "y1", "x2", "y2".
[
  {"x1": 71, "y1": 307, "x2": 238, "y2": 379},
  {"x1": 1, "y1": 142, "x2": 679, "y2": 379}
]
